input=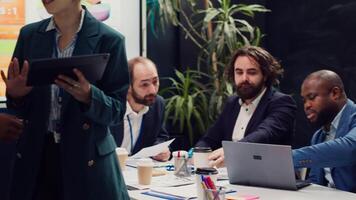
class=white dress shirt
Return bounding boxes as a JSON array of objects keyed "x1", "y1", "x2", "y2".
[
  {"x1": 323, "y1": 104, "x2": 346, "y2": 188},
  {"x1": 232, "y1": 88, "x2": 267, "y2": 141},
  {"x1": 121, "y1": 102, "x2": 149, "y2": 154}
]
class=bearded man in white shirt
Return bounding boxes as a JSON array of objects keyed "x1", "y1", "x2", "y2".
[
  {"x1": 195, "y1": 46, "x2": 297, "y2": 167},
  {"x1": 111, "y1": 57, "x2": 170, "y2": 161}
]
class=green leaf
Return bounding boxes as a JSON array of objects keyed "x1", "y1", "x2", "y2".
[
  {"x1": 203, "y1": 9, "x2": 220, "y2": 25},
  {"x1": 187, "y1": 95, "x2": 193, "y2": 121},
  {"x1": 175, "y1": 70, "x2": 185, "y2": 83},
  {"x1": 192, "y1": 110, "x2": 206, "y2": 134}
]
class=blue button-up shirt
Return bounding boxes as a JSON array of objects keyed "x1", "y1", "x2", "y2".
[{"x1": 323, "y1": 104, "x2": 346, "y2": 188}]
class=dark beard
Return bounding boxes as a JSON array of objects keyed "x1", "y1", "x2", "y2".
[
  {"x1": 312, "y1": 103, "x2": 339, "y2": 128},
  {"x1": 132, "y1": 89, "x2": 156, "y2": 106},
  {"x1": 236, "y1": 82, "x2": 264, "y2": 101}
]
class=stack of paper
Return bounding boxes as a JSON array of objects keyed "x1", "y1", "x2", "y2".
[
  {"x1": 145, "y1": 184, "x2": 238, "y2": 199},
  {"x1": 124, "y1": 165, "x2": 195, "y2": 190},
  {"x1": 130, "y1": 139, "x2": 175, "y2": 158},
  {"x1": 143, "y1": 184, "x2": 197, "y2": 199}
]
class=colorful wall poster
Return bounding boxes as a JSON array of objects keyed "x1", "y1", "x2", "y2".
[
  {"x1": 0, "y1": 0, "x2": 141, "y2": 97},
  {"x1": 0, "y1": 0, "x2": 25, "y2": 96}
]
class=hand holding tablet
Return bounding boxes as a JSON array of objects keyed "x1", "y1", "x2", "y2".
[
  {"x1": 55, "y1": 68, "x2": 92, "y2": 105},
  {"x1": 1, "y1": 54, "x2": 110, "y2": 104},
  {"x1": 26, "y1": 53, "x2": 110, "y2": 86}
]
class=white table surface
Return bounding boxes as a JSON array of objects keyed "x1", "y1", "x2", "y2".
[{"x1": 124, "y1": 165, "x2": 356, "y2": 200}]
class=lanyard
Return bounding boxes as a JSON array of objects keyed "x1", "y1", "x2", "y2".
[{"x1": 126, "y1": 115, "x2": 143, "y2": 154}]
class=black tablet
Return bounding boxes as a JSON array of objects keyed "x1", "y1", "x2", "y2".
[{"x1": 27, "y1": 53, "x2": 110, "y2": 86}]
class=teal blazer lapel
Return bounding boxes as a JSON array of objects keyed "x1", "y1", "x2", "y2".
[
  {"x1": 30, "y1": 19, "x2": 55, "y2": 115},
  {"x1": 31, "y1": 18, "x2": 55, "y2": 59},
  {"x1": 61, "y1": 10, "x2": 101, "y2": 112},
  {"x1": 73, "y1": 10, "x2": 100, "y2": 56}
]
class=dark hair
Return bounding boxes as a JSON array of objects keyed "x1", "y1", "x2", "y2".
[
  {"x1": 128, "y1": 57, "x2": 157, "y2": 84},
  {"x1": 225, "y1": 46, "x2": 283, "y2": 87}
]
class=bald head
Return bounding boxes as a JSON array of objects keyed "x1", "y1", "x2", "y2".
[
  {"x1": 128, "y1": 57, "x2": 157, "y2": 84},
  {"x1": 127, "y1": 57, "x2": 159, "y2": 109},
  {"x1": 301, "y1": 70, "x2": 347, "y2": 128},
  {"x1": 303, "y1": 70, "x2": 345, "y2": 95}
]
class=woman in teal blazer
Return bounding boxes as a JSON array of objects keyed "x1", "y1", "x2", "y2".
[{"x1": 2, "y1": 1, "x2": 129, "y2": 200}]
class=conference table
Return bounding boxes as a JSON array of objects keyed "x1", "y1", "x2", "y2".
[{"x1": 123, "y1": 164, "x2": 356, "y2": 200}]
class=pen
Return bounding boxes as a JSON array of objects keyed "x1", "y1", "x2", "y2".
[
  {"x1": 142, "y1": 191, "x2": 185, "y2": 200},
  {"x1": 150, "y1": 190, "x2": 187, "y2": 199},
  {"x1": 202, "y1": 176, "x2": 211, "y2": 189},
  {"x1": 212, "y1": 187, "x2": 222, "y2": 200},
  {"x1": 226, "y1": 190, "x2": 237, "y2": 194},
  {"x1": 205, "y1": 176, "x2": 217, "y2": 190},
  {"x1": 188, "y1": 148, "x2": 194, "y2": 158},
  {"x1": 201, "y1": 182, "x2": 214, "y2": 200}
]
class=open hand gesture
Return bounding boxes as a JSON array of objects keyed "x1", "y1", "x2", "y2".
[{"x1": 1, "y1": 57, "x2": 32, "y2": 99}]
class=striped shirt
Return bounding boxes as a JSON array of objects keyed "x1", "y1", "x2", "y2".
[{"x1": 47, "y1": 10, "x2": 85, "y2": 140}]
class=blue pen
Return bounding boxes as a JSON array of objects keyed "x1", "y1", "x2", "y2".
[
  {"x1": 142, "y1": 191, "x2": 185, "y2": 200},
  {"x1": 188, "y1": 148, "x2": 194, "y2": 158},
  {"x1": 151, "y1": 190, "x2": 188, "y2": 199},
  {"x1": 226, "y1": 190, "x2": 237, "y2": 194}
]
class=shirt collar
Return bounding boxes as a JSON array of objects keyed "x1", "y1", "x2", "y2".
[
  {"x1": 125, "y1": 101, "x2": 149, "y2": 117},
  {"x1": 238, "y1": 87, "x2": 267, "y2": 107},
  {"x1": 324, "y1": 104, "x2": 346, "y2": 132},
  {"x1": 46, "y1": 9, "x2": 85, "y2": 33}
]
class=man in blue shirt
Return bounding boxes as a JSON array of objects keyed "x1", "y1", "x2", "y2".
[{"x1": 293, "y1": 70, "x2": 356, "y2": 193}]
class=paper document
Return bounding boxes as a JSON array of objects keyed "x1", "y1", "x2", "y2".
[
  {"x1": 217, "y1": 167, "x2": 229, "y2": 180},
  {"x1": 124, "y1": 172, "x2": 194, "y2": 189},
  {"x1": 131, "y1": 138, "x2": 175, "y2": 158},
  {"x1": 147, "y1": 184, "x2": 197, "y2": 199},
  {"x1": 145, "y1": 184, "x2": 237, "y2": 199},
  {"x1": 126, "y1": 159, "x2": 172, "y2": 168}
]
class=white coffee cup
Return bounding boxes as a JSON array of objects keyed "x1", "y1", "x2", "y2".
[
  {"x1": 115, "y1": 148, "x2": 129, "y2": 170},
  {"x1": 193, "y1": 147, "x2": 212, "y2": 168},
  {"x1": 195, "y1": 167, "x2": 218, "y2": 200},
  {"x1": 137, "y1": 158, "x2": 154, "y2": 185}
]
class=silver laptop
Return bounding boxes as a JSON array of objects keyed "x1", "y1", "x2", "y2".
[{"x1": 222, "y1": 141, "x2": 310, "y2": 190}]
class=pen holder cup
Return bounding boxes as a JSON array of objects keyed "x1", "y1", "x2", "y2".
[
  {"x1": 195, "y1": 168, "x2": 218, "y2": 200},
  {"x1": 204, "y1": 187, "x2": 226, "y2": 200},
  {"x1": 174, "y1": 157, "x2": 190, "y2": 177},
  {"x1": 173, "y1": 151, "x2": 190, "y2": 177}
]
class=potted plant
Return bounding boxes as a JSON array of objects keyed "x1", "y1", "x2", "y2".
[
  {"x1": 160, "y1": 69, "x2": 210, "y2": 146},
  {"x1": 149, "y1": 0, "x2": 269, "y2": 145}
]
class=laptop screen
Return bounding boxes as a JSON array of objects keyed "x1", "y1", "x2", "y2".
[{"x1": 222, "y1": 141, "x2": 303, "y2": 190}]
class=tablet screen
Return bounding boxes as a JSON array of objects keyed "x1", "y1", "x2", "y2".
[{"x1": 27, "y1": 53, "x2": 110, "y2": 86}]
